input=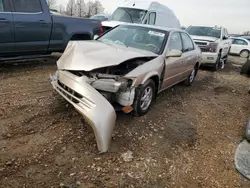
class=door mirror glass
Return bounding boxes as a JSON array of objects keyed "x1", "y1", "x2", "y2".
[{"x1": 166, "y1": 49, "x2": 182, "y2": 58}]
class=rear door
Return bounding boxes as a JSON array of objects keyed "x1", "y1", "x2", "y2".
[
  {"x1": 180, "y1": 32, "x2": 196, "y2": 78},
  {"x1": 162, "y1": 32, "x2": 185, "y2": 89},
  {"x1": 11, "y1": 0, "x2": 52, "y2": 53},
  {"x1": 0, "y1": 0, "x2": 14, "y2": 55}
]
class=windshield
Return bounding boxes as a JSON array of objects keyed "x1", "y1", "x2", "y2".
[
  {"x1": 186, "y1": 26, "x2": 222, "y2": 38},
  {"x1": 112, "y1": 7, "x2": 147, "y2": 23},
  {"x1": 98, "y1": 25, "x2": 167, "y2": 54}
]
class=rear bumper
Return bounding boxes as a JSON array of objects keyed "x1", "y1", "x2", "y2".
[
  {"x1": 51, "y1": 71, "x2": 116, "y2": 153},
  {"x1": 200, "y1": 52, "x2": 218, "y2": 65}
]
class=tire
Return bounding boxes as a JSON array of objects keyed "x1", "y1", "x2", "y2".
[
  {"x1": 212, "y1": 53, "x2": 221, "y2": 71},
  {"x1": 240, "y1": 50, "x2": 250, "y2": 58},
  {"x1": 184, "y1": 65, "x2": 198, "y2": 86},
  {"x1": 133, "y1": 79, "x2": 155, "y2": 116},
  {"x1": 241, "y1": 59, "x2": 250, "y2": 76}
]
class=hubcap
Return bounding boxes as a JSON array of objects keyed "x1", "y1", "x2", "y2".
[
  {"x1": 140, "y1": 86, "x2": 153, "y2": 111},
  {"x1": 189, "y1": 69, "x2": 196, "y2": 83},
  {"x1": 241, "y1": 51, "x2": 249, "y2": 58}
]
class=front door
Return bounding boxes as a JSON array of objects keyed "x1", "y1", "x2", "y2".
[
  {"x1": 0, "y1": 0, "x2": 14, "y2": 55},
  {"x1": 180, "y1": 32, "x2": 196, "y2": 78},
  {"x1": 162, "y1": 32, "x2": 185, "y2": 89},
  {"x1": 11, "y1": 0, "x2": 52, "y2": 53}
]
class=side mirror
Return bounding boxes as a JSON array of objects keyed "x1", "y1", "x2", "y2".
[
  {"x1": 94, "y1": 35, "x2": 99, "y2": 40},
  {"x1": 166, "y1": 49, "x2": 182, "y2": 58},
  {"x1": 223, "y1": 36, "x2": 228, "y2": 40}
]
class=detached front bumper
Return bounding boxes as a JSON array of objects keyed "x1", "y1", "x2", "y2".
[
  {"x1": 51, "y1": 71, "x2": 116, "y2": 153},
  {"x1": 200, "y1": 52, "x2": 218, "y2": 65}
]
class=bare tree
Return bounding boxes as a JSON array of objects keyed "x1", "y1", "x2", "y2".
[
  {"x1": 66, "y1": 0, "x2": 76, "y2": 16},
  {"x1": 243, "y1": 31, "x2": 250, "y2": 36},
  {"x1": 86, "y1": 0, "x2": 104, "y2": 17},
  {"x1": 58, "y1": 4, "x2": 65, "y2": 14},
  {"x1": 76, "y1": 0, "x2": 86, "y2": 17},
  {"x1": 47, "y1": 0, "x2": 57, "y2": 9},
  {"x1": 92, "y1": 0, "x2": 104, "y2": 15}
]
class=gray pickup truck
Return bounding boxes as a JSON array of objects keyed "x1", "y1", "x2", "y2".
[{"x1": 0, "y1": 0, "x2": 101, "y2": 61}]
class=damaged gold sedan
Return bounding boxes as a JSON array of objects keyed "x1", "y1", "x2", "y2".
[{"x1": 51, "y1": 24, "x2": 201, "y2": 152}]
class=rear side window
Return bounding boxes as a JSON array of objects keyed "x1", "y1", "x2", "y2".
[
  {"x1": 181, "y1": 32, "x2": 194, "y2": 52},
  {"x1": 13, "y1": 0, "x2": 42, "y2": 13},
  {"x1": 233, "y1": 39, "x2": 248, "y2": 45},
  {"x1": 0, "y1": 0, "x2": 11, "y2": 12},
  {"x1": 148, "y1": 12, "x2": 156, "y2": 25}
]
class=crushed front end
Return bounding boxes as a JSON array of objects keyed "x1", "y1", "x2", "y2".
[{"x1": 51, "y1": 69, "x2": 135, "y2": 152}]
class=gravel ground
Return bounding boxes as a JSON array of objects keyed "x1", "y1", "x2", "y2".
[{"x1": 0, "y1": 56, "x2": 250, "y2": 188}]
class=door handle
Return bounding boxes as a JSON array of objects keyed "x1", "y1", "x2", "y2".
[
  {"x1": 0, "y1": 18, "x2": 9, "y2": 23},
  {"x1": 38, "y1": 20, "x2": 46, "y2": 24}
]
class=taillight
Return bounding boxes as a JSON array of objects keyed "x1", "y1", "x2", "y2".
[
  {"x1": 100, "y1": 23, "x2": 103, "y2": 36},
  {"x1": 208, "y1": 43, "x2": 218, "y2": 53}
]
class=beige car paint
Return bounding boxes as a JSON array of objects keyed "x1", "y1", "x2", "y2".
[{"x1": 51, "y1": 25, "x2": 201, "y2": 152}]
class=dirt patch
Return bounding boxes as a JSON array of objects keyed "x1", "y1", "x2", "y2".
[{"x1": 0, "y1": 57, "x2": 250, "y2": 187}]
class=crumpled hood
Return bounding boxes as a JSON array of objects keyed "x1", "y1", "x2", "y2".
[
  {"x1": 190, "y1": 35, "x2": 218, "y2": 42},
  {"x1": 57, "y1": 41, "x2": 157, "y2": 71}
]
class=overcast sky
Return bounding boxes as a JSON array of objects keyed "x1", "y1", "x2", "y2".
[{"x1": 60, "y1": 0, "x2": 250, "y2": 34}]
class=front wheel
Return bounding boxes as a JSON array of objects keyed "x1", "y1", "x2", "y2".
[
  {"x1": 212, "y1": 53, "x2": 221, "y2": 71},
  {"x1": 184, "y1": 66, "x2": 198, "y2": 86},
  {"x1": 133, "y1": 79, "x2": 155, "y2": 116}
]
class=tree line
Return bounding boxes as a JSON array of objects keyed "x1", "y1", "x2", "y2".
[{"x1": 47, "y1": 0, "x2": 105, "y2": 17}]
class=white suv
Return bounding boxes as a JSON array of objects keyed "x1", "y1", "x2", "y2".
[{"x1": 186, "y1": 26, "x2": 231, "y2": 71}]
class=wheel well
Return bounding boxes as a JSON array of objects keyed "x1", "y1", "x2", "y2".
[
  {"x1": 240, "y1": 49, "x2": 250, "y2": 53},
  {"x1": 149, "y1": 76, "x2": 159, "y2": 95},
  {"x1": 71, "y1": 34, "x2": 91, "y2": 40},
  {"x1": 195, "y1": 62, "x2": 199, "y2": 75}
]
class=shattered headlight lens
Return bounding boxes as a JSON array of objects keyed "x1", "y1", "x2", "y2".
[{"x1": 119, "y1": 78, "x2": 136, "y2": 90}]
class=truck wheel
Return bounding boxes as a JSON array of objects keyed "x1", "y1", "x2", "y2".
[
  {"x1": 133, "y1": 79, "x2": 155, "y2": 116},
  {"x1": 213, "y1": 53, "x2": 221, "y2": 71},
  {"x1": 240, "y1": 50, "x2": 250, "y2": 58}
]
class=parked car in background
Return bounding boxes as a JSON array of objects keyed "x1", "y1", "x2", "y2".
[
  {"x1": 241, "y1": 35, "x2": 250, "y2": 42},
  {"x1": 186, "y1": 26, "x2": 231, "y2": 70},
  {"x1": 230, "y1": 37, "x2": 250, "y2": 58},
  {"x1": 51, "y1": 24, "x2": 201, "y2": 152},
  {"x1": 0, "y1": 0, "x2": 101, "y2": 61},
  {"x1": 101, "y1": 0, "x2": 181, "y2": 33},
  {"x1": 90, "y1": 14, "x2": 111, "y2": 21}
]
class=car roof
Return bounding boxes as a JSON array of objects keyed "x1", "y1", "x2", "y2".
[
  {"x1": 231, "y1": 37, "x2": 249, "y2": 41},
  {"x1": 119, "y1": 23, "x2": 183, "y2": 33}
]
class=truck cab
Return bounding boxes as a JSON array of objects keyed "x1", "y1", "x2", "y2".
[
  {"x1": 101, "y1": 1, "x2": 181, "y2": 33},
  {"x1": 0, "y1": 0, "x2": 101, "y2": 61},
  {"x1": 186, "y1": 26, "x2": 231, "y2": 71}
]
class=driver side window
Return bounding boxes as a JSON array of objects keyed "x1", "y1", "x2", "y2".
[{"x1": 167, "y1": 32, "x2": 182, "y2": 51}]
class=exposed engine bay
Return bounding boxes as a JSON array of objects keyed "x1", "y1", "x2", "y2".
[{"x1": 67, "y1": 57, "x2": 155, "y2": 106}]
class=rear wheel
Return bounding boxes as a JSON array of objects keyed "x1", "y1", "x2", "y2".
[
  {"x1": 240, "y1": 50, "x2": 250, "y2": 58},
  {"x1": 133, "y1": 80, "x2": 155, "y2": 116}
]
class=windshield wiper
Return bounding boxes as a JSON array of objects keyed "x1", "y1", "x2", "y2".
[{"x1": 123, "y1": 9, "x2": 134, "y2": 23}]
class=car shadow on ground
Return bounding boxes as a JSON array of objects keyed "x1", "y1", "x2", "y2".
[{"x1": 0, "y1": 56, "x2": 59, "y2": 74}]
